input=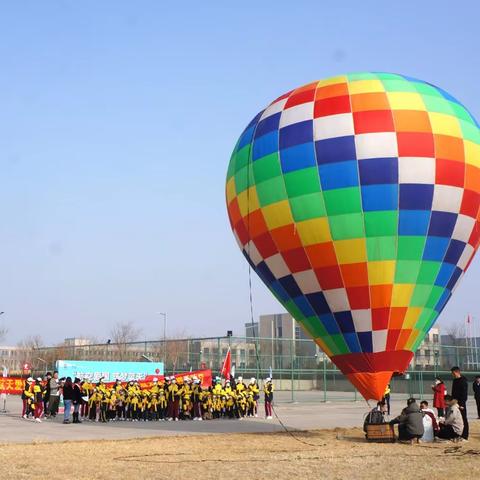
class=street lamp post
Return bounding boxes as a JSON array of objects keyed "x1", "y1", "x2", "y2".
[
  {"x1": 158, "y1": 312, "x2": 167, "y2": 366},
  {"x1": 36, "y1": 357, "x2": 47, "y2": 374}
]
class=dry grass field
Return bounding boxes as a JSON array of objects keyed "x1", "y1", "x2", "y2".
[{"x1": 0, "y1": 423, "x2": 479, "y2": 480}]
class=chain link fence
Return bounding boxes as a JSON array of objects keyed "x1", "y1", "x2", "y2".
[{"x1": 28, "y1": 336, "x2": 480, "y2": 402}]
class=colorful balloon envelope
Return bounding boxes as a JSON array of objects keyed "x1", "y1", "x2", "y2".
[{"x1": 226, "y1": 72, "x2": 480, "y2": 400}]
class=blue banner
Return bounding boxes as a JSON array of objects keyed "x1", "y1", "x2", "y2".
[{"x1": 56, "y1": 360, "x2": 164, "y2": 382}]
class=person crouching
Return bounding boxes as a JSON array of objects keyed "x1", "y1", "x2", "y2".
[{"x1": 389, "y1": 398, "x2": 424, "y2": 444}]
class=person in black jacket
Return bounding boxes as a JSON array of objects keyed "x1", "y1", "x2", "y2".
[
  {"x1": 473, "y1": 375, "x2": 480, "y2": 419},
  {"x1": 62, "y1": 377, "x2": 74, "y2": 424},
  {"x1": 72, "y1": 377, "x2": 83, "y2": 424},
  {"x1": 451, "y1": 366, "x2": 468, "y2": 440},
  {"x1": 43, "y1": 372, "x2": 51, "y2": 417}
]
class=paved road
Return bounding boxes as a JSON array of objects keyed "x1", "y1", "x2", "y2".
[{"x1": 1, "y1": 395, "x2": 478, "y2": 444}]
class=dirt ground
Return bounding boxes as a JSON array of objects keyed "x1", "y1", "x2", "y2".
[{"x1": 0, "y1": 424, "x2": 479, "y2": 480}]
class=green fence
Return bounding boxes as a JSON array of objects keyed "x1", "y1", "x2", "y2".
[{"x1": 30, "y1": 336, "x2": 480, "y2": 402}]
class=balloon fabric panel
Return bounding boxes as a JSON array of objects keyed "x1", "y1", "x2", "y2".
[{"x1": 226, "y1": 72, "x2": 480, "y2": 400}]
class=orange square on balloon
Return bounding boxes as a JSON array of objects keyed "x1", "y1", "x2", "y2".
[
  {"x1": 392, "y1": 110, "x2": 431, "y2": 133},
  {"x1": 305, "y1": 242, "x2": 338, "y2": 268},
  {"x1": 396, "y1": 329, "x2": 413, "y2": 350},
  {"x1": 389, "y1": 307, "x2": 408, "y2": 330},
  {"x1": 340, "y1": 262, "x2": 368, "y2": 287},
  {"x1": 246, "y1": 209, "x2": 269, "y2": 239},
  {"x1": 315, "y1": 82, "x2": 349, "y2": 100},
  {"x1": 370, "y1": 284, "x2": 392, "y2": 308},
  {"x1": 434, "y1": 134, "x2": 465, "y2": 162},
  {"x1": 351, "y1": 92, "x2": 390, "y2": 112},
  {"x1": 228, "y1": 199, "x2": 242, "y2": 226},
  {"x1": 270, "y1": 224, "x2": 303, "y2": 251},
  {"x1": 465, "y1": 164, "x2": 480, "y2": 192}
]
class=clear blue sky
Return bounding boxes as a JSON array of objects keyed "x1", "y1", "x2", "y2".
[{"x1": 1, "y1": 1, "x2": 479, "y2": 344}]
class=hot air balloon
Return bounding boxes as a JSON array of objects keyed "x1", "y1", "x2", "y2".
[{"x1": 226, "y1": 72, "x2": 480, "y2": 400}]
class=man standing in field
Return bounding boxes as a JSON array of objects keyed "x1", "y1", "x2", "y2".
[
  {"x1": 473, "y1": 375, "x2": 480, "y2": 419},
  {"x1": 48, "y1": 371, "x2": 60, "y2": 418},
  {"x1": 450, "y1": 366, "x2": 468, "y2": 440}
]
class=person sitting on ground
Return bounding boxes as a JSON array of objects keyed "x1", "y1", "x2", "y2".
[
  {"x1": 389, "y1": 397, "x2": 424, "y2": 443},
  {"x1": 420, "y1": 400, "x2": 438, "y2": 442},
  {"x1": 363, "y1": 401, "x2": 388, "y2": 434},
  {"x1": 436, "y1": 395, "x2": 464, "y2": 442}
]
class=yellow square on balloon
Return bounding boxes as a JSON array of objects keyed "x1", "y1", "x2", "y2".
[
  {"x1": 428, "y1": 112, "x2": 462, "y2": 137},
  {"x1": 226, "y1": 177, "x2": 236, "y2": 205},
  {"x1": 296, "y1": 218, "x2": 331, "y2": 246},
  {"x1": 403, "y1": 307, "x2": 422, "y2": 329},
  {"x1": 404, "y1": 329, "x2": 421, "y2": 350},
  {"x1": 236, "y1": 186, "x2": 260, "y2": 217},
  {"x1": 316, "y1": 75, "x2": 347, "y2": 88},
  {"x1": 367, "y1": 261, "x2": 395, "y2": 285},
  {"x1": 334, "y1": 238, "x2": 367, "y2": 264},
  {"x1": 464, "y1": 140, "x2": 480, "y2": 168},
  {"x1": 348, "y1": 79, "x2": 385, "y2": 94},
  {"x1": 391, "y1": 284, "x2": 415, "y2": 307},
  {"x1": 387, "y1": 92, "x2": 425, "y2": 111},
  {"x1": 261, "y1": 201, "x2": 293, "y2": 230}
]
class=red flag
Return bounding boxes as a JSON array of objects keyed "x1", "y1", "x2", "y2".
[{"x1": 220, "y1": 348, "x2": 231, "y2": 380}]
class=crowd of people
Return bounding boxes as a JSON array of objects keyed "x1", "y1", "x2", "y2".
[
  {"x1": 365, "y1": 367, "x2": 480, "y2": 443},
  {"x1": 21, "y1": 372, "x2": 275, "y2": 424}
]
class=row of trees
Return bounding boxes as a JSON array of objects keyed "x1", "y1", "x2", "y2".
[{"x1": 9, "y1": 321, "x2": 193, "y2": 373}]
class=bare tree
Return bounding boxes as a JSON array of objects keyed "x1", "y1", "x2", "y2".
[
  {"x1": 110, "y1": 321, "x2": 142, "y2": 361},
  {"x1": 445, "y1": 321, "x2": 466, "y2": 346},
  {"x1": 17, "y1": 335, "x2": 44, "y2": 370}
]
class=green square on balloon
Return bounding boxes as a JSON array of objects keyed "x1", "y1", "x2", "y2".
[
  {"x1": 329, "y1": 213, "x2": 365, "y2": 240},
  {"x1": 252, "y1": 152, "x2": 282, "y2": 183},
  {"x1": 459, "y1": 119, "x2": 480, "y2": 143},
  {"x1": 382, "y1": 79, "x2": 417, "y2": 92},
  {"x1": 284, "y1": 300, "x2": 304, "y2": 321},
  {"x1": 289, "y1": 192, "x2": 326, "y2": 221},
  {"x1": 375, "y1": 73, "x2": 404, "y2": 81},
  {"x1": 414, "y1": 82, "x2": 444, "y2": 98},
  {"x1": 416, "y1": 261, "x2": 441, "y2": 285},
  {"x1": 234, "y1": 163, "x2": 254, "y2": 194},
  {"x1": 397, "y1": 236, "x2": 425, "y2": 260},
  {"x1": 422, "y1": 95, "x2": 455, "y2": 115},
  {"x1": 450, "y1": 102, "x2": 476, "y2": 123},
  {"x1": 323, "y1": 187, "x2": 362, "y2": 215},
  {"x1": 394, "y1": 260, "x2": 421, "y2": 284},
  {"x1": 234, "y1": 144, "x2": 251, "y2": 173},
  {"x1": 284, "y1": 167, "x2": 321, "y2": 198},
  {"x1": 364, "y1": 211, "x2": 398, "y2": 237},
  {"x1": 366, "y1": 236, "x2": 396, "y2": 260},
  {"x1": 410, "y1": 284, "x2": 432, "y2": 307},
  {"x1": 322, "y1": 335, "x2": 339, "y2": 356},
  {"x1": 331, "y1": 334, "x2": 349, "y2": 354},
  {"x1": 302, "y1": 316, "x2": 328, "y2": 338},
  {"x1": 255, "y1": 176, "x2": 287, "y2": 206},
  {"x1": 414, "y1": 308, "x2": 433, "y2": 331},
  {"x1": 426, "y1": 286, "x2": 444, "y2": 309}
]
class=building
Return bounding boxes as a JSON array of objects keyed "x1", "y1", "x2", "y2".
[
  {"x1": 412, "y1": 327, "x2": 441, "y2": 369},
  {"x1": 63, "y1": 337, "x2": 92, "y2": 347},
  {"x1": 440, "y1": 334, "x2": 480, "y2": 370},
  {"x1": 0, "y1": 346, "x2": 23, "y2": 374},
  {"x1": 245, "y1": 322, "x2": 259, "y2": 338},
  {"x1": 256, "y1": 313, "x2": 318, "y2": 369}
]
